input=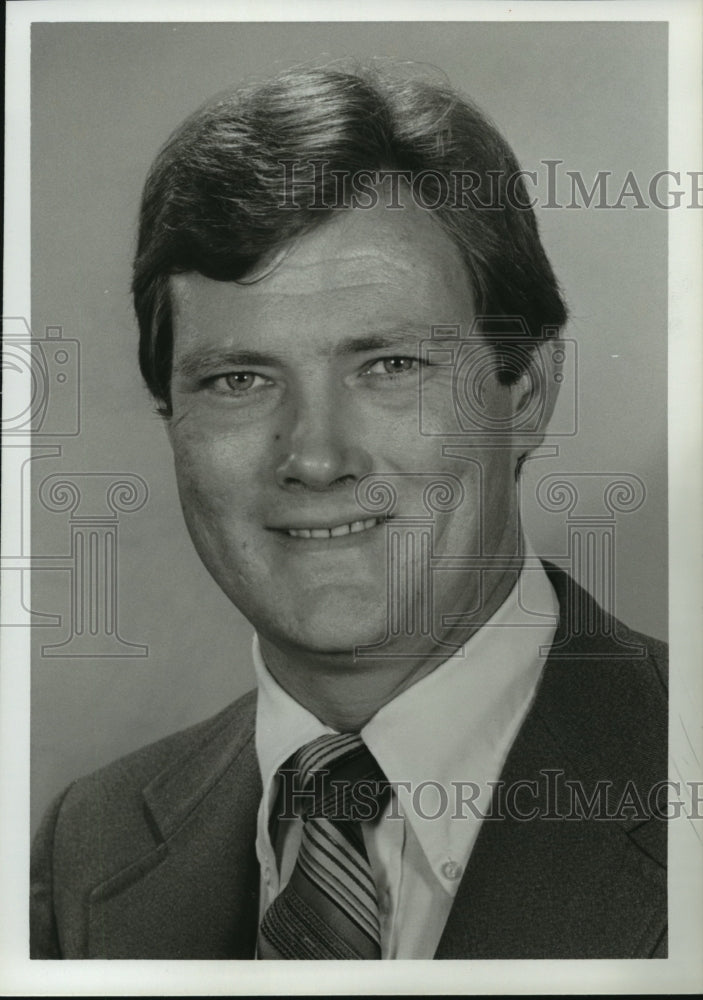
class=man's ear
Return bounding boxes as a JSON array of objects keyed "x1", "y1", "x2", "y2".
[
  {"x1": 508, "y1": 338, "x2": 562, "y2": 454},
  {"x1": 156, "y1": 399, "x2": 175, "y2": 445}
]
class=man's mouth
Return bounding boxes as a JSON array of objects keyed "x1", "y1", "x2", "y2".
[{"x1": 284, "y1": 516, "x2": 386, "y2": 539}]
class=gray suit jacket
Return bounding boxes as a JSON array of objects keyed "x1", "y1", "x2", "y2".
[{"x1": 31, "y1": 566, "x2": 668, "y2": 959}]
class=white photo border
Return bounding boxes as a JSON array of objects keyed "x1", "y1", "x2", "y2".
[{"x1": 2, "y1": 0, "x2": 702, "y2": 994}]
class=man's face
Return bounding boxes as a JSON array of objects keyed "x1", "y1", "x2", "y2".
[{"x1": 167, "y1": 203, "x2": 535, "y2": 658}]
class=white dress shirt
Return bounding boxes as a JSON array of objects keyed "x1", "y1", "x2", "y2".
[{"x1": 253, "y1": 547, "x2": 558, "y2": 958}]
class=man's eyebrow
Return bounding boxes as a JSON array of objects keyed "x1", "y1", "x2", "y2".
[{"x1": 336, "y1": 327, "x2": 434, "y2": 354}]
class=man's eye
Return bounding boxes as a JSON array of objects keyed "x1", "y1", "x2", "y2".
[
  {"x1": 210, "y1": 372, "x2": 269, "y2": 394},
  {"x1": 364, "y1": 356, "x2": 419, "y2": 376}
]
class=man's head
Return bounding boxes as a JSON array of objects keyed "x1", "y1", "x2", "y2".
[
  {"x1": 132, "y1": 64, "x2": 568, "y2": 669},
  {"x1": 133, "y1": 64, "x2": 567, "y2": 413}
]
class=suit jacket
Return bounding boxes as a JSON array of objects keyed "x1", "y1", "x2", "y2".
[{"x1": 30, "y1": 565, "x2": 668, "y2": 959}]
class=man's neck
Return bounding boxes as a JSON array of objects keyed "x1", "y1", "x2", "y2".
[{"x1": 257, "y1": 558, "x2": 523, "y2": 732}]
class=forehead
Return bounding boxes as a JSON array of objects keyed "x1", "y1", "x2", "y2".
[{"x1": 170, "y1": 201, "x2": 475, "y2": 338}]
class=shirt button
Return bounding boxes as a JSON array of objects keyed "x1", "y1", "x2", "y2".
[
  {"x1": 378, "y1": 887, "x2": 392, "y2": 915},
  {"x1": 441, "y1": 860, "x2": 463, "y2": 881}
]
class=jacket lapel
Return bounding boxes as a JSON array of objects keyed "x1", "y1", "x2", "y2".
[
  {"x1": 87, "y1": 693, "x2": 262, "y2": 958},
  {"x1": 435, "y1": 566, "x2": 667, "y2": 958}
]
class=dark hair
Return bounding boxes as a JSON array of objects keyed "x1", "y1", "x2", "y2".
[{"x1": 133, "y1": 63, "x2": 568, "y2": 412}]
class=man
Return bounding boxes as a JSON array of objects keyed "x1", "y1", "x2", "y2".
[{"x1": 30, "y1": 64, "x2": 667, "y2": 960}]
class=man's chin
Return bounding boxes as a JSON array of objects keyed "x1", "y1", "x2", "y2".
[{"x1": 263, "y1": 592, "x2": 392, "y2": 658}]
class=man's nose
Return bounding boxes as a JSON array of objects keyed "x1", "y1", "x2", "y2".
[{"x1": 274, "y1": 389, "x2": 373, "y2": 491}]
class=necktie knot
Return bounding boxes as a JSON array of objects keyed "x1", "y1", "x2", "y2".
[{"x1": 280, "y1": 732, "x2": 388, "y2": 823}]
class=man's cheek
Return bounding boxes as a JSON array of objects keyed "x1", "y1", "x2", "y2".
[
  {"x1": 172, "y1": 432, "x2": 234, "y2": 491},
  {"x1": 172, "y1": 454, "x2": 234, "y2": 547}
]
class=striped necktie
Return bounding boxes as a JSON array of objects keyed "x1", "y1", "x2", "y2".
[{"x1": 258, "y1": 732, "x2": 388, "y2": 960}]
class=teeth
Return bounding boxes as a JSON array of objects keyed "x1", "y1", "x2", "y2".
[
  {"x1": 330, "y1": 523, "x2": 351, "y2": 537},
  {"x1": 287, "y1": 517, "x2": 382, "y2": 539}
]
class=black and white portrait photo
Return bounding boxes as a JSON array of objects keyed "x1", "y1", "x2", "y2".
[{"x1": 2, "y1": 2, "x2": 702, "y2": 995}]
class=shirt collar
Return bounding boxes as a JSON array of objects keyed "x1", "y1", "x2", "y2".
[{"x1": 254, "y1": 639, "x2": 334, "y2": 798}]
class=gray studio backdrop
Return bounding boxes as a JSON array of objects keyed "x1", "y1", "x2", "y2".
[{"x1": 30, "y1": 21, "x2": 667, "y2": 833}]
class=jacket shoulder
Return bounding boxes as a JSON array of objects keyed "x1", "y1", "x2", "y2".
[
  {"x1": 616, "y1": 618, "x2": 668, "y2": 692},
  {"x1": 53, "y1": 686, "x2": 257, "y2": 834},
  {"x1": 31, "y1": 689, "x2": 259, "y2": 957},
  {"x1": 543, "y1": 562, "x2": 668, "y2": 682},
  {"x1": 97, "y1": 687, "x2": 257, "y2": 784}
]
